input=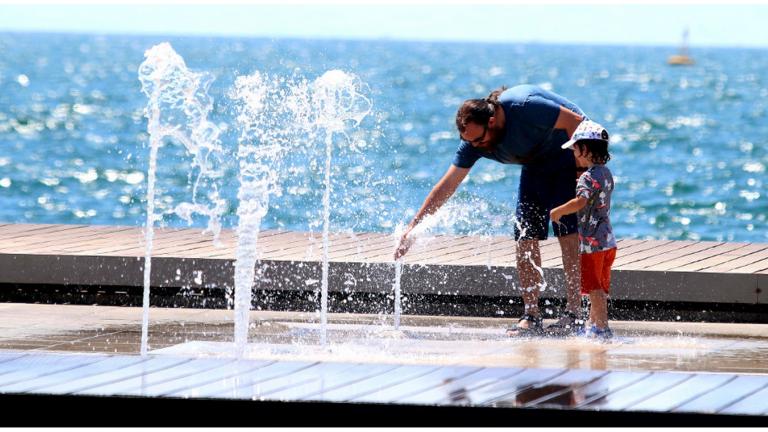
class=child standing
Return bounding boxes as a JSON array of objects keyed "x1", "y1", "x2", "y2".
[{"x1": 550, "y1": 120, "x2": 617, "y2": 339}]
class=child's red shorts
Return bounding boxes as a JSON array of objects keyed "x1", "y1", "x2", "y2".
[{"x1": 580, "y1": 248, "x2": 616, "y2": 295}]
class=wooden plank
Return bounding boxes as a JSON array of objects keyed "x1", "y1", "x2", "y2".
[
  {"x1": 657, "y1": 243, "x2": 753, "y2": 272},
  {"x1": 0, "y1": 224, "x2": 88, "y2": 250},
  {"x1": 97, "y1": 230, "x2": 216, "y2": 256},
  {"x1": 457, "y1": 238, "x2": 519, "y2": 266},
  {"x1": 257, "y1": 231, "x2": 321, "y2": 254},
  {"x1": 391, "y1": 235, "x2": 471, "y2": 262},
  {"x1": 88, "y1": 229, "x2": 234, "y2": 257},
  {"x1": 0, "y1": 224, "x2": 83, "y2": 241},
  {"x1": 325, "y1": 233, "x2": 389, "y2": 260},
  {"x1": 0, "y1": 224, "x2": 95, "y2": 244},
  {"x1": 11, "y1": 227, "x2": 138, "y2": 254},
  {"x1": 537, "y1": 239, "x2": 646, "y2": 269},
  {"x1": 189, "y1": 248, "x2": 237, "y2": 260},
  {"x1": 709, "y1": 249, "x2": 768, "y2": 273},
  {"x1": 258, "y1": 232, "x2": 339, "y2": 260},
  {"x1": 619, "y1": 241, "x2": 719, "y2": 271},
  {"x1": 440, "y1": 238, "x2": 560, "y2": 265},
  {"x1": 159, "y1": 245, "x2": 235, "y2": 259},
  {"x1": 148, "y1": 237, "x2": 228, "y2": 256},
  {"x1": 730, "y1": 261, "x2": 768, "y2": 274},
  {"x1": 56, "y1": 228, "x2": 192, "y2": 254},
  {"x1": 442, "y1": 237, "x2": 517, "y2": 266},
  {"x1": 469, "y1": 235, "x2": 570, "y2": 268},
  {"x1": 149, "y1": 228, "x2": 219, "y2": 246},
  {"x1": 691, "y1": 244, "x2": 768, "y2": 273},
  {"x1": 708, "y1": 246, "x2": 768, "y2": 273},
  {"x1": 369, "y1": 236, "x2": 461, "y2": 264},
  {"x1": 329, "y1": 234, "x2": 396, "y2": 261},
  {"x1": 414, "y1": 236, "x2": 499, "y2": 265},
  {"x1": 624, "y1": 242, "x2": 768, "y2": 270},
  {"x1": 540, "y1": 238, "x2": 639, "y2": 269},
  {"x1": 611, "y1": 240, "x2": 679, "y2": 269},
  {"x1": 536, "y1": 240, "x2": 571, "y2": 267}
]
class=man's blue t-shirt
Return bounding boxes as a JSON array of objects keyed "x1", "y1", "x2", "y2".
[{"x1": 452, "y1": 85, "x2": 586, "y2": 168}]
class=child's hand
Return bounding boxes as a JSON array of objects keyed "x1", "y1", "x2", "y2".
[{"x1": 550, "y1": 208, "x2": 563, "y2": 224}]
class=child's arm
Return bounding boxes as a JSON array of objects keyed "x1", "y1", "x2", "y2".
[{"x1": 550, "y1": 196, "x2": 588, "y2": 224}]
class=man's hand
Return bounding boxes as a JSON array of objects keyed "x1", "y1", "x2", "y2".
[{"x1": 394, "y1": 230, "x2": 415, "y2": 260}]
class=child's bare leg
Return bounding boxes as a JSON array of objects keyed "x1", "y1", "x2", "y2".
[{"x1": 588, "y1": 290, "x2": 608, "y2": 329}]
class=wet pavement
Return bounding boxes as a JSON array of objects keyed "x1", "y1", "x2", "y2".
[{"x1": 1, "y1": 303, "x2": 767, "y2": 374}]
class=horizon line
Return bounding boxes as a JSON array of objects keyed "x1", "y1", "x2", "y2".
[{"x1": 3, "y1": 28, "x2": 768, "y2": 50}]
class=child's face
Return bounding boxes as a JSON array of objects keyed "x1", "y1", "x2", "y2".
[{"x1": 572, "y1": 143, "x2": 591, "y2": 167}]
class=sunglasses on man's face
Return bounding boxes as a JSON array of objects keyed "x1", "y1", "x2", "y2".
[{"x1": 464, "y1": 123, "x2": 488, "y2": 145}]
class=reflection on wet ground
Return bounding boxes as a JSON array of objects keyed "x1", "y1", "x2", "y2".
[{"x1": 1, "y1": 304, "x2": 767, "y2": 375}]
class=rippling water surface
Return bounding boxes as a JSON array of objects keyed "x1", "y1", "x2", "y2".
[{"x1": 1, "y1": 32, "x2": 766, "y2": 242}]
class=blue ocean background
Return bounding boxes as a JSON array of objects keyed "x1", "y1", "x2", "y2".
[{"x1": 1, "y1": 32, "x2": 766, "y2": 242}]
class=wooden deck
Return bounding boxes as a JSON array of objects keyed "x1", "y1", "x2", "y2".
[{"x1": 0, "y1": 223, "x2": 766, "y2": 304}]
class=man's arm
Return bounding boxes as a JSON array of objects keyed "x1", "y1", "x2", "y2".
[
  {"x1": 394, "y1": 165, "x2": 469, "y2": 259},
  {"x1": 409, "y1": 164, "x2": 469, "y2": 228},
  {"x1": 554, "y1": 105, "x2": 584, "y2": 138}
]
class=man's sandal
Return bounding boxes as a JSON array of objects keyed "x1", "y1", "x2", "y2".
[
  {"x1": 506, "y1": 314, "x2": 544, "y2": 337},
  {"x1": 544, "y1": 311, "x2": 586, "y2": 337}
]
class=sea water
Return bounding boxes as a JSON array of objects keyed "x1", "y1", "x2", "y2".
[{"x1": 2, "y1": 33, "x2": 766, "y2": 243}]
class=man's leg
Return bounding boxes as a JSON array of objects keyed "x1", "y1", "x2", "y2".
[
  {"x1": 558, "y1": 233, "x2": 581, "y2": 316},
  {"x1": 547, "y1": 148, "x2": 581, "y2": 320},
  {"x1": 512, "y1": 162, "x2": 548, "y2": 331},
  {"x1": 516, "y1": 238, "x2": 542, "y2": 326}
]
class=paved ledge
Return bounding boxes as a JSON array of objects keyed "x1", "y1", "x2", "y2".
[{"x1": 0, "y1": 223, "x2": 766, "y2": 305}]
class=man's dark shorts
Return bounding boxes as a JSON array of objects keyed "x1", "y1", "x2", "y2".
[{"x1": 514, "y1": 149, "x2": 579, "y2": 241}]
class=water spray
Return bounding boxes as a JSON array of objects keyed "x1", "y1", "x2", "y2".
[{"x1": 137, "y1": 42, "x2": 225, "y2": 356}]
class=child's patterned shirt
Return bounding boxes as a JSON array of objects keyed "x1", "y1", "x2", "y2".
[{"x1": 576, "y1": 165, "x2": 617, "y2": 254}]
